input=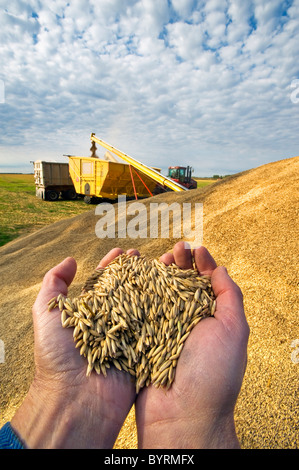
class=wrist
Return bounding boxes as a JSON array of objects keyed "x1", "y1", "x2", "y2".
[
  {"x1": 138, "y1": 412, "x2": 240, "y2": 449},
  {"x1": 196, "y1": 413, "x2": 240, "y2": 449},
  {"x1": 11, "y1": 377, "x2": 119, "y2": 449}
]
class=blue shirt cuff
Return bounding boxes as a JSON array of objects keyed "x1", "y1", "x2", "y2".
[{"x1": 0, "y1": 422, "x2": 24, "y2": 449}]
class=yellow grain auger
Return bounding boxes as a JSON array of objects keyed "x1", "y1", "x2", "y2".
[{"x1": 68, "y1": 133, "x2": 188, "y2": 203}]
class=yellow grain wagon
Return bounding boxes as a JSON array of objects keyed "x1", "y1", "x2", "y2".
[{"x1": 68, "y1": 156, "x2": 161, "y2": 202}]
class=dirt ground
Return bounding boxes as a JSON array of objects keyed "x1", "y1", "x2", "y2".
[{"x1": 0, "y1": 156, "x2": 298, "y2": 448}]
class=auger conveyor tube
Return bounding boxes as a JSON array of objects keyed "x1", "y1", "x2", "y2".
[{"x1": 90, "y1": 133, "x2": 188, "y2": 193}]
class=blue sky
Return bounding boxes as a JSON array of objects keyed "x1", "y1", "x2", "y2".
[{"x1": 0, "y1": 0, "x2": 298, "y2": 176}]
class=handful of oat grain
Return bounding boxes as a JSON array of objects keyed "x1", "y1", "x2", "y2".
[{"x1": 48, "y1": 253, "x2": 216, "y2": 392}]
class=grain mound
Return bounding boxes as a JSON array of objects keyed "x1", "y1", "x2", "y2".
[{"x1": 0, "y1": 155, "x2": 298, "y2": 449}]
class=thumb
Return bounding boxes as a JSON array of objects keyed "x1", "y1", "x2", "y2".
[{"x1": 33, "y1": 257, "x2": 77, "y2": 317}]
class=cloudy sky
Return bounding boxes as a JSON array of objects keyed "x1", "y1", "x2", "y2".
[{"x1": 0, "y1": 0, "x2": 298, "y2": 176}]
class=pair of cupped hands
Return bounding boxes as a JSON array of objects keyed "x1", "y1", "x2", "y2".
[{"x1": 11, "y1": 241, "x2": 249, "y2": 449}]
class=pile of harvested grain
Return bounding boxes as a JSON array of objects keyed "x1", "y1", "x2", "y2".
[
  {"x1": 48, "y1": 253, "x2": 215, "y2": 392},
  {"x1": 1, "y1": 156, "x2": 298, "y2": 449}
]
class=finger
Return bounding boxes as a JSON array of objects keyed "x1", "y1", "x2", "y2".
[
  {"x1": 159, "y1": 252, "x2": 175, "y2": 265},
  {"x1": 172, "y1": 241, "x2": 193, "y2": 269},
  {"x1": 126, "y1": 249, "x2": 140, "y2": 257},
  {"x1": 33, "y1": 257, "x2": 77, "y2": 313},
  {"x1": 96, "y1": 248, "x2": 124, "y2": 269},
  {"x1": 193, "y1": 246, "x2": 217, "y2": 276}
]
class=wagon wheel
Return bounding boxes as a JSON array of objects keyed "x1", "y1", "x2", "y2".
[
  {"x1": 84, "y1": 195, "x2": 92, "y2": 204},
  {"x1": 46, "y1": 190, "x2": 59, "y2": 201},
  {"x1": 62, "y1": 188, "x2": 77, "y2": 200}
]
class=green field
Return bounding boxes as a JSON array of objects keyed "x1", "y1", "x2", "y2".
[
  {"x1": 0, "y1": 174, "x2": 216, "y2": 247},
  {"x1": 194, "y1": 178, "x2": 216, "y2": 187},
  {"x1": 0, "y1": 174, "x2": 93, "y2": 246}
]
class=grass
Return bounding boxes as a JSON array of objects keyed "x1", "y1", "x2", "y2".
[
  {"x1": 0, "y1": 174, "x2": 93, "y2": 247},
  {"x1": 194, "y1": 178, "x2": 216, "y2": 188},
  {"x1": 0, "y1": 174, "x2": 216, "y2": 247}
]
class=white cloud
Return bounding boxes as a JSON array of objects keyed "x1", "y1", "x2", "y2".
[
  {"x1": 226, "y1": 0, "x2": 253, "y2": 42},
  {"x1": 202, "y1": 0, "x2": 227, "y2": 48},
  {"x1": 204, "y1": 0, "x2": 227, "y2": 12},
  {"x1": 0, "y1": 0, "x2": 298, "y2": 176},
  {"x1": 166, "y1": 22, "x2": 204, "y2": 60},
  {"x1": 253, "y1": 0, "x2": 286, "y2": 31},
  {"x1": 171, "y1": 0, "x2": 196, "y2": 19}
]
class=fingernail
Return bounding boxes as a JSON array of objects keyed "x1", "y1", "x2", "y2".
[{"x1": 183, "y1": 242, "x2": 191, "y2": 250}]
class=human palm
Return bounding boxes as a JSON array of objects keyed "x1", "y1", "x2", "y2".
[
  {"x1": 31, "y1": 248, "x2": 137, "y2": 446},
  {"x1": 135, "y1": 243, "x2": 249, "y2": 448}
]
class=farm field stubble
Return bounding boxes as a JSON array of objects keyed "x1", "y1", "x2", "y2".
[{"x1": 0, "y1": 174, "x2": 98, "y2": 246}]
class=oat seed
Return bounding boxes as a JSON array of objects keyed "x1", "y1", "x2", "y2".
[{"x1": 52, "y1": 253, "x2": 215, "y2": 391}]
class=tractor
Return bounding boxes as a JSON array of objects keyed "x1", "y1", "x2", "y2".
[{"x1": 168, "y1": 166, "x2": 197, "y2": 189}]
